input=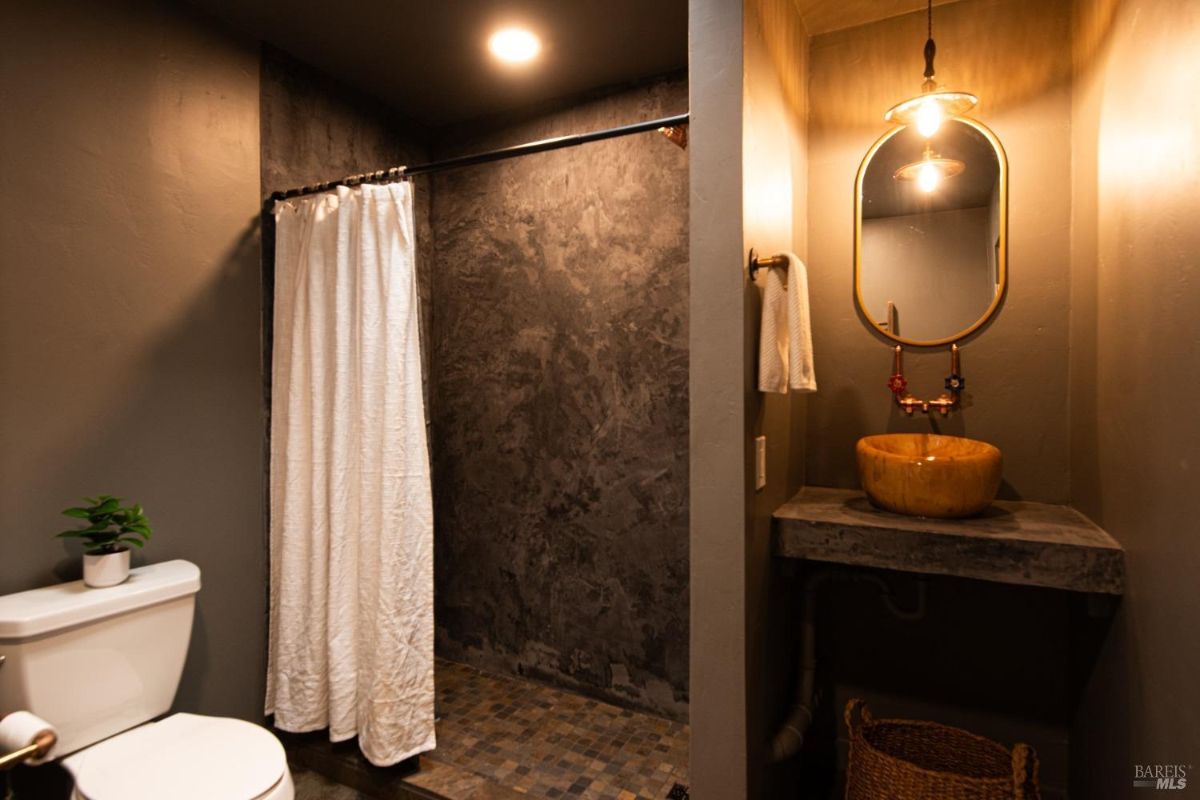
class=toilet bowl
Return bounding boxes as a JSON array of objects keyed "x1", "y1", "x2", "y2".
[{"x1": 0, "y1": 561, "x2": 293, "y2": 799}]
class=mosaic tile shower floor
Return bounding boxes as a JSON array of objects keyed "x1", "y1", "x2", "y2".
[
  {"x1": 289, "y1": 659, "x2": 689, "y2": 800},
  {"x1": 427, "y1": 659, "x2": 689, "y2": 799}
]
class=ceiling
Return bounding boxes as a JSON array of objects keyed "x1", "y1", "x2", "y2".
[
  {"x1": 793, "y1": 0, "x2": 966, "y2": 36},
  {"x1": 189, "y1": 0, "x2": 687, "y2": 127},
  {"x1": 189, "y1": 1, "x2": 971, "y2": 127}
]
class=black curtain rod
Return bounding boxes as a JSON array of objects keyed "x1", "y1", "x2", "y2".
[{"x1": 269, "y1": 112, "x2": 690, "y2": 203}]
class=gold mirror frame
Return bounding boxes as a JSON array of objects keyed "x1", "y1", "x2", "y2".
[{"x1": 853, "y1": 116, "x2": 1009, "y2": 347}]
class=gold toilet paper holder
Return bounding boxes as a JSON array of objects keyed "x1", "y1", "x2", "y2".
[
  {"x1": 0, "y1": 727, "x2": 56, "y2": 771},
  {"x1": 0, "y1": 654, "x2": 58, "y2": 770}
]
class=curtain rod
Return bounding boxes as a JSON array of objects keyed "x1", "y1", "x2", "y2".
[{"x1": 268, "y1": 112, "x2": 689, "y2": 203}]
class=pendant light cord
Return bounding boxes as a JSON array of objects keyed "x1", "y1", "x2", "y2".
[{"x1": 923, "y1": 0, "x2": 937, "y2": 81}]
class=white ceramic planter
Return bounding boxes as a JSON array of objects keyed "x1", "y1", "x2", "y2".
[{"x1": 83, "y1": 548, "x2": 131, "y2": 588}]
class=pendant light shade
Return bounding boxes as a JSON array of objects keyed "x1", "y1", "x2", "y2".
[
  {"x1": 884, "y1": 90, "x2": 979, "y2": 136},
  {"x1": 886, "y1": 0, "x2": 978, "y2": 134}
]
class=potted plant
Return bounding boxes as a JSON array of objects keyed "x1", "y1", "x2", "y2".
[{"x1": 57, "y1": 495, "x2": 152, "y2": 587}]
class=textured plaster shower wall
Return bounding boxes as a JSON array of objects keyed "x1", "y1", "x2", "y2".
[{"x1": 429, "y1": 77, "x2": 690, "y2": 719}]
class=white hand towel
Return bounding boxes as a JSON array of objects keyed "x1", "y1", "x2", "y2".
[
  {"x1": 757, "y1": 264, "x2": 789, "y2": 393},
  {"x1": 785, "y1": 252, "x2": 817, "y2": 393},
  {"x1": 756, "y1": 252, "x2": 817, "y2": 394}
]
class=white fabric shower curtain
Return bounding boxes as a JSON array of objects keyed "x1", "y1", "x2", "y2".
[{"x1": 266, "y1": 183, "x2": 435, "y2": 766}]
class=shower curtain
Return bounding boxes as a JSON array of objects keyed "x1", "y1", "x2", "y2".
[{"x1": 266, "y1": 183, "x2": 435, "y2": 766}]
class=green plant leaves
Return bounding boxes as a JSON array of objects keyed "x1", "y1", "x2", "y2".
[{"x1": 57, "y1": 494, "x2": 153, "y2": 550}]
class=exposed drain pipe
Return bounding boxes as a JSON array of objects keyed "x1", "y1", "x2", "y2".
[{"x1": 769, "y1": 569, "x2": 927, "y2": 763}]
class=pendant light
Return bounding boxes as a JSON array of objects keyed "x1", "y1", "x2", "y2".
[
  {"x1": 893, "y1": 143, "x2": 966, "y2": 193},
  {"x1": 884, "y1": 0, "x2": 978, "y2": 137}
]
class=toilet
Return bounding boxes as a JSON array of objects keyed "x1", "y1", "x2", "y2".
[{"x1": 0, "y1": 560, "x2": 293, "y2": 799}]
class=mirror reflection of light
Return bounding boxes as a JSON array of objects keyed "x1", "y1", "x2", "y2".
[
  {"x1": 894, "y1": 143, "x2": 964, "y2": 192},
  {"x1": 918, "y1": 161, "x2": 940, "y2": 192},
  {"x1": 488, "y1": 28, "x2": 541, "y2": 64},
  {"x1": 916, "y1": 99, "x2": 942, "y2": 138}
]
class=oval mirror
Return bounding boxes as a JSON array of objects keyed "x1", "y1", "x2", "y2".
[{"x1": 854, "y1": 117, "x2": 1007, "y2": 346}]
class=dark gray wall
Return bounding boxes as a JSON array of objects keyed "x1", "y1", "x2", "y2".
[
  {"x1": 1069, "y1": 0, "x2": 1200, "y2": 794},
  {"x1": 0, "y1": 0, "x2": 263, "y2": 727},
  {"x1": 428, "y1": 77, "x2": 690, "y2": 719}
]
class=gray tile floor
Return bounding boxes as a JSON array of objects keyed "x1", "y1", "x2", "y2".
[
  {"x1": 287, "y1": 659, "x2": 689, "y2": 800},
  {"x1": 429, "y1": 660, "x2": 688, "y2": 799}
]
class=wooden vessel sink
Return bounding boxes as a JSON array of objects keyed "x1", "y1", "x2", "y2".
[{"x1": 856, "y1": 433, "x2": 1002, "y2": 518}]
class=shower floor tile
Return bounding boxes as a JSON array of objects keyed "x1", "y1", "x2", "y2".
[
  {"x1": 285, "y1": 659, "x2": 689, "y2": 800},
  {"x1": 425, "y1": 659, "x2": 689, "y2": 800}
]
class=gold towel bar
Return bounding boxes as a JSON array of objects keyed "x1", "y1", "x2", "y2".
[{"x1": 748, "y1": 248, "x2": 790, "y2": 280}]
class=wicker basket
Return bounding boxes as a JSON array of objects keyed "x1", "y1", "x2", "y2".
[{"x1": 844, "y1": 699, "x2": 1040, "y2": 800}]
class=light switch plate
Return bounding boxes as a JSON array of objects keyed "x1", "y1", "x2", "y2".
[{"x1": 755, "y1": 435, "x2": 767, "y2": 490}]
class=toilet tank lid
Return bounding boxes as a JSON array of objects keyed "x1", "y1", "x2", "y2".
[{"x1": 0, "y1": 560, "x2": 200, "y2": 640}]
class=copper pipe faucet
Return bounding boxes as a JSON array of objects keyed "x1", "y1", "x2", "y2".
[{"x1": 888, "y1": 344, "x2": 963, "y2": 416}]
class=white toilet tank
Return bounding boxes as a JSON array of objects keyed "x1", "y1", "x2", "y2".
[{"x1": 0, "y1": 560, "x2": 201, "y2": 756}]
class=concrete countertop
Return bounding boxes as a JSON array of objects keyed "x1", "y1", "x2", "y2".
[{"x1": 774, "y1": 486, "x2": 1125, "y2": 594}]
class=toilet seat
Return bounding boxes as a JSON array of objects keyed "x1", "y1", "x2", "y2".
[{"x1": 63, "y1": 713, "x2": 291, "y2": 800}]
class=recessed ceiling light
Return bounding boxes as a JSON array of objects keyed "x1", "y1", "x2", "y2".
[{"x1": 488, "y1": 28, "x2": 541, "y2": 64}]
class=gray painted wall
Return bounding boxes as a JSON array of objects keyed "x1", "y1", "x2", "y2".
[
  {"x1": 688, "y1": 0, "x2": 752, "y2": 793},
  {"x1": 428, "y1": 78, "x2": 690, "y2": 719},
  {"x1": 0, "y1": 0, "x2": 262, "y2": 725},
  {"x1": 861, "y1": 207, "x2": 997, "y2": 342},
  {"x1": 1069, "y1": 0, "x2": 1200, "y2": 793},
  {"x1": 688, "y1": 0, "x2": 812, "y2": 794}
]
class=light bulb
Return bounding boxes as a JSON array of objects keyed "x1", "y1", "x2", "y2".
[
  {"x1": 917, "y1": 161, "x2": 940, "y2": 193},
  {"x1": 488, "y1": 28, "x2": 541, "y2": 63},
  {"x1": 916, "y1": 99, "x2": 942, "y2": 138}
]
